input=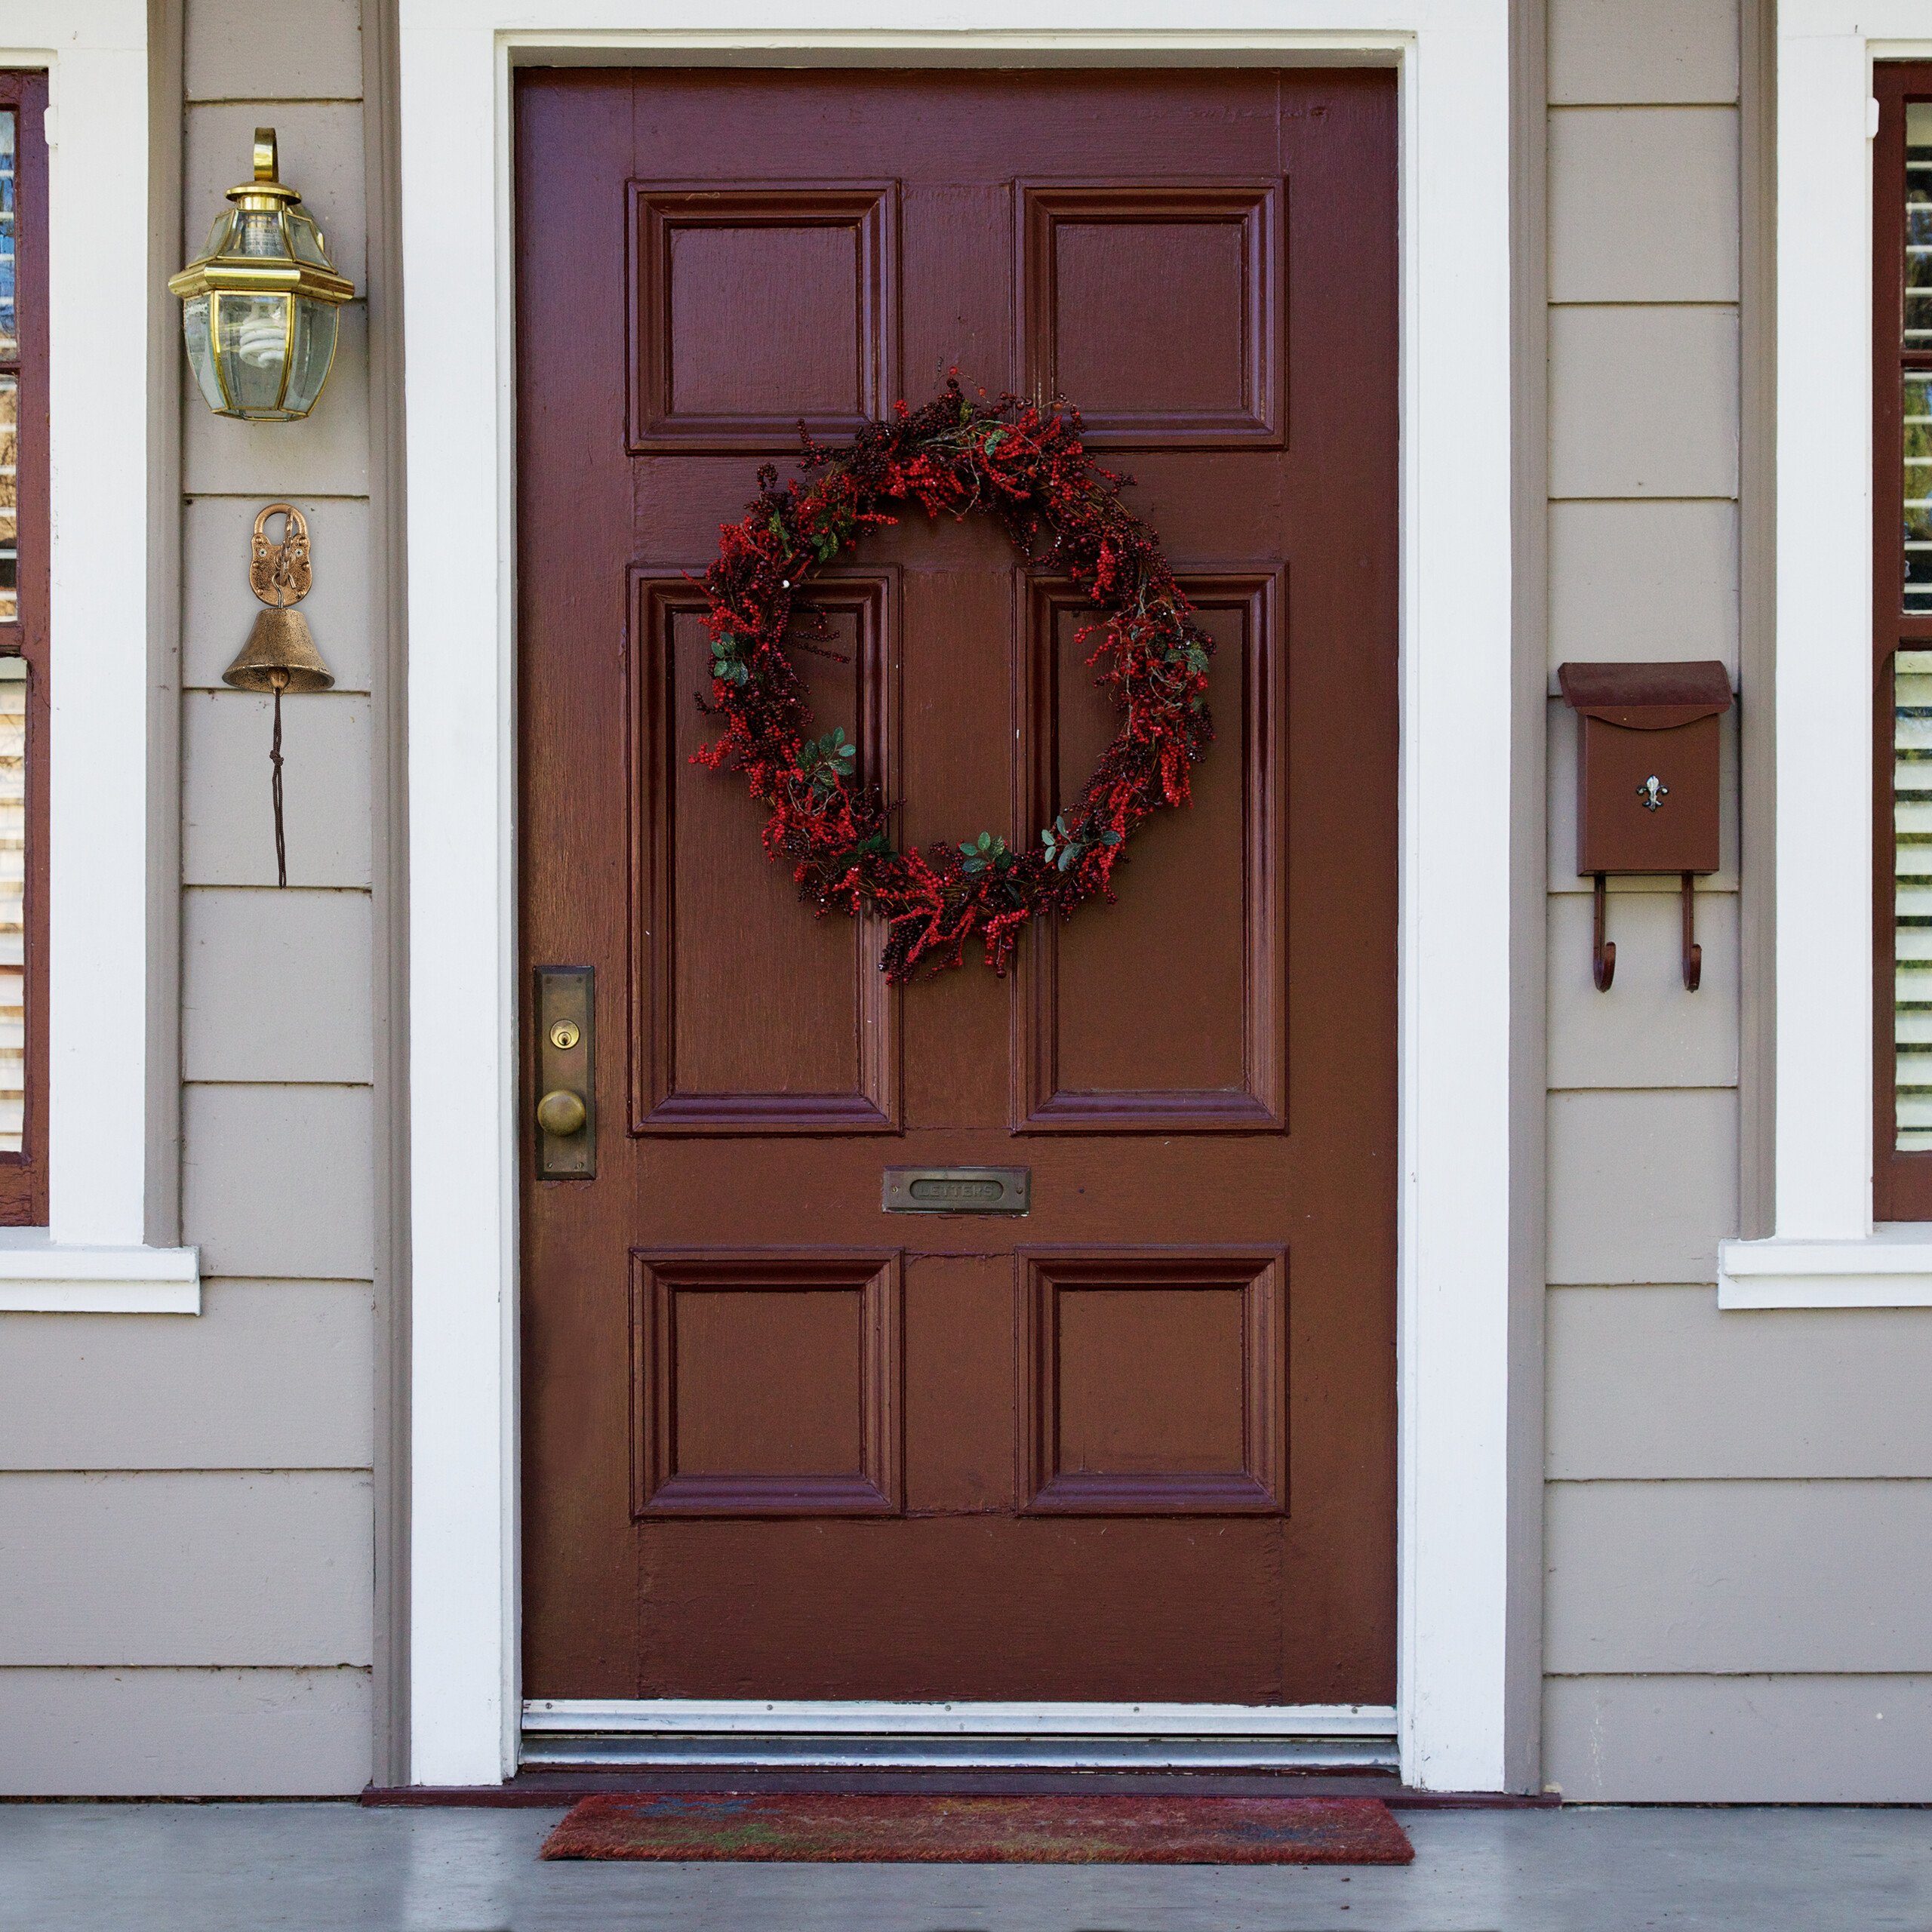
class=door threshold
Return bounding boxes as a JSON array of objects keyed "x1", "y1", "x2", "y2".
[{"x1": 521, "y1": 1700, "x2": 1400, "y2": 1773}]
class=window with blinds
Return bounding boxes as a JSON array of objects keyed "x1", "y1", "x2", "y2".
[{"x1": 1881, "y1": 73, "x2": 1932, "y2": 1214}]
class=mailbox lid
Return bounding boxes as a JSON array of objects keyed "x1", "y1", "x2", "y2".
[{"x1": 1557, "y1": 658, "x2": 1733, "y2": 731}]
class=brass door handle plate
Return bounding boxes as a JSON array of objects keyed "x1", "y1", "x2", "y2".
[
  {"x1": 536, "y1": 1089, "x2": 587, "y2": 1137},
  {"x1": 534, "y1": 965, "x2": 595, "y2": 1179}
]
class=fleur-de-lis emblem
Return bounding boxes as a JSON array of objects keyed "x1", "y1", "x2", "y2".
[{"x1": 1637, "y1": 774, "x2": 1669, "y2": 812}]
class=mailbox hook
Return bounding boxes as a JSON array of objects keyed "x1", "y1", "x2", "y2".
[
  {"x1": 1681, "y1": 872, "x2": 1702, "y2": 992},
  {"x1": 1592, "y1": 873, "x2": 1616, "y2": 991}
]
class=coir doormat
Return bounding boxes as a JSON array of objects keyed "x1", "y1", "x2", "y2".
[{"x1": 540, "y1": 1792, "x2": 1415, "y2": 1865}]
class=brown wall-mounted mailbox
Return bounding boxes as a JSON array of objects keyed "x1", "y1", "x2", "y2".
[{"x1": 1557, "y1": 660, "x2": 1734, "y2": 991}]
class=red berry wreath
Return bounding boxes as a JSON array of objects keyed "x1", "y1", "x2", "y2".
[{"x1": 695, "y1": 380, "x2": 1217, "y2": 983}]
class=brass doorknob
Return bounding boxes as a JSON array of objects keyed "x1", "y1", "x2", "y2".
[{"x1": 535, "y1": 1088, "x2": 588, "y2": 1137}]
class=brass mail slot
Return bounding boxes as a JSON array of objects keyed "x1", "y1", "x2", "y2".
[{"x1": 882, "y1": 1166, "x2": 1030, "y2": 1216}]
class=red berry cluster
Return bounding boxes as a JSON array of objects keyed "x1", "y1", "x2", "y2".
[{"x1": 695, "y1": 380, "x2": 1216, "y2": 982}]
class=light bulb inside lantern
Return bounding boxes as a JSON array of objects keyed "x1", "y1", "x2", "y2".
[{"x1": 235, "y1": 309, "x2": 288, "y2": 369}]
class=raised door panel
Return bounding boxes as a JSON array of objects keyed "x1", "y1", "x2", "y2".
[
  {"x1": 1019, "y1": 1249, "x2": 1287, "y2": 1515},
  {"x1": 1018, "y1": 183, "x2": 1284, "y2": 448},
  {"x1": 1017, "y1": 572, "x2": 1284, "y2": 1129},
  {"x1": 628, "y1": 184, "x2": 899, "y2": 451},
  {"x1": 629, "y1": 571, "x2": 899, "y2": 1131},
  {"x1": 631, "y1": 1250, "x2": 902, "y2": 1515}
]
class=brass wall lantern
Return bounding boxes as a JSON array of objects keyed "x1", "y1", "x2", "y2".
[{"x1": 168, "y1": 129, "x2": 355, "y2": 422}]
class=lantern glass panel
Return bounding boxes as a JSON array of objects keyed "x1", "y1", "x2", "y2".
[
  {"x1": 180, "y1": 294, "x2": 227, "y2": 414},
  {"x1": 285, "y1": 208, "x2": 331, "y2": 268},
  {"x1": 230, "y1": 208, "x2": 288, "y2": 260},
  {"x1": 283, "y1": 298, "x2": 340, "y2": 419},
  {"x1": 214, "y1": 291, "x2": 293, "y2": 415}
]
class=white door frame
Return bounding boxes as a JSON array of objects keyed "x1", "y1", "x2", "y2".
[{"x1": 397, "y1": 2, "x2": 1518, "y2": 1792}]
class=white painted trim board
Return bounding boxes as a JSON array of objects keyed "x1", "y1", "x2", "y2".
[
  {"x1": 398, "y1": 2, "x2": 1518, "y2": 1795},
  {"x1": 0, "y1": 3, "x2": 199, "y2": 1314},
  {"x1": 1718, "y1": 5, "x2": 1932, "y2": 1309}
]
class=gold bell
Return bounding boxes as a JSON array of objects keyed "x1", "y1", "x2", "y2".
[
  {"x1": 222, "y1": 604, "x2": 335, "y2": 694},
  {"x1": 222, "y1": 503, "x2": 334, "y2": 694},
  {"x1": 224, "y1": 503, "x2": 333, "y2": 888}
]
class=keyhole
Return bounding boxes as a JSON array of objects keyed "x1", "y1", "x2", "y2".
[{"x1": 549, "y1": 1020, "x2": 580, "y2": 1051}]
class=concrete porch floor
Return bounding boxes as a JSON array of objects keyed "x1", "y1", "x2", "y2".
[{"x1": 2, "y1": 1801, "x2": 1930, "y2": 1930}]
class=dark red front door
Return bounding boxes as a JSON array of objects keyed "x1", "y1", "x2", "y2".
[{"x1": 516, "y1": 66, "x2": 1398, "y2": 1706}]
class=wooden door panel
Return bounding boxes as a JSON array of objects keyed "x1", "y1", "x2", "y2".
[
  {"x1": 518, "y1": 66, "x2": 1398, "y2": 1711},
  {"x1": 1020, "y1": 1249, "x2": 1286, "y2": 1515},
  {"x1": 628, "y1": 184, "x2": 899, "y2": 451},
  {"x1": 631, "y1": 1251, "x2": 901, "y2": 1515},
  {"x1": 630, "y1": 571, "x2": 897, "y2": 1131},
  {"x1": 1020, "y1": 572, "x2": 1282, "y2": 1128},
  {"x1": 638, "y1": 1516, "x2": 1293, "y2": 1703},
  {"x1": 1020, "y1": 183, "x2": 1285, "y2": 447}
]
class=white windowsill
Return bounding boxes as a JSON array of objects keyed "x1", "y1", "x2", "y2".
[
  {"x1": 1718, "y1": 1228, "x2": 1932, "y2": 1310},
  {"x1": 0, "y1": 1234, "x2": 201, "y2": 1314}
]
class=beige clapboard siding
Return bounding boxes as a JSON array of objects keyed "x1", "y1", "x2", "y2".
[
  {"x1": 1548, "y1": 499, "x2": 1740, "y2": 674},
  {"x1": 1544, "y1": 1675, "x2": 1932, "y2": 1804},
  {"x1": 0, "y1": 1472, "x2": 373, "y2": 1666},
  {"x1": 182, "y1": 691, "x2": 374, "y2": 888},
  {"x1": 1549, "y1": 1287, "x2": 1932, "y2": 1480},
  {"x1": 186, "y1": 0, "x2": 365, "y2": 103},
  {"x1": 182, "y1": 304, "x2": 371, "y2": 498},
  {"x1": 1548, "y1": 894, "x2": 1740, "y2": 1090},
  {"x1": 0, "y1": 1282, "x2": 375, "y2": 1471},
  {"x1": 184, "y1": 889, "x2": 374, "y2": 1084},
  {"x1": 0, "y1": 1667, "x2": 371, "y2": 1796},
  {"x1": 1547, "y1": 0, "x2": 1740, "y2": 108},
  {"x1": 1546, "y1": 1481, "x2": 1932, "y2": 1674},
  {"x1": 1546, "y1": 1089, "x2": 1738, "y2": 1285},
  {"x1": 183, "y1": 496, "x2": 374, "y2": 694},
  {"x1": 1549, "y1": 108, "x2": 1741, "y2": 303},
  {"x1": 1549, "y1": 306, "x2": 1741, "y2": 500},
  {"x1": 1548, "y1": 700, "x2": 1742, "y2": 892},
  {"x1": 181, "y1": 1084, "x2": 376, "y2": 1281}
]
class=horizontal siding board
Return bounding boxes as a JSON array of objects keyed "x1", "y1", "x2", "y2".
[
  {"x1": 186, "y1": 0, "x2": 365, "y2": 103},
  {"x1": 1547, "y1": 0, "x2": 1740, "y2": 106},
  {"x1": 1546, "y1": 1480, "x2": 1932, "y2": 1674},
  {"x1": 183, "y1": 497, "x2": 372, "y2": 695},
  {"x1": 1547, "y1": 497, "x2": 1738, "y2": 675},
  {"x1": 184, "y1": 103, "x2": 368, "y2": 291},
  {"x1": 1549, "y1": 893, "x2": 1739, "y2": 1089},
  {"x1": 1549, "y1": 700, "x2": 1741, "y2": 894},
  {"x1": 1549, "y1": 305, "x2": 1740, "y2": 500},
  {"x1": 1549, "y1": 1287, "x2": 1932, "y2": 1480},
  {"x1": 1543, "y1": 1675, "x2": 1932, "y2": 1802},
  {"x1": 0, "y1": 1472, "x2": 372, "y2": 1666},
  {"x1": 1547, "y1": 1089, "x2": 1737, "y2": 1284},
  {"x1": 183, "y1": 304, "x2": 371, "y2": 498},
  {"x1": 0, "y1": 1281, "x2": 374, "y2": 1472},
  {"x1": 182, "y1": 1084, "x2": 375, "y2": 1279},
  {"x1": 1549, "y1": 108, "x2": 1741, "y2": 303},
  {"x1": 185, "y1": 888, "x2": 374, "y2": 1084},
  {"x1": 183, "y1": 692, "x2": 373, "y2": 888},
  {"x1": 0, "y1": 1667, "x2": 370, "y2": 1796}
]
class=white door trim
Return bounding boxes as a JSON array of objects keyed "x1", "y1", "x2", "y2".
[{"x1": 397, "y1": 3, "x2": 1518, "y2": 1793}]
